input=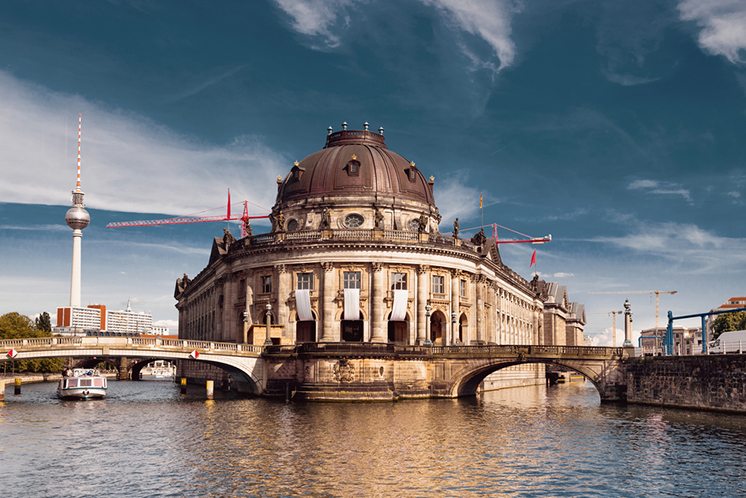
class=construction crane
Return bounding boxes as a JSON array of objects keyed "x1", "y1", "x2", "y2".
[
  {"x1": 591, "y1": 289, "x2": 678, "y2": 334},
  {"x1": 608, "y1": 309, "x2": 624, "y2": 347},
  {"x1": 106, "y1": 190, "x2": 269, "y2": 238},
  {"x1": 460, "y1": 223, "x2": 551, "y2": 245}
]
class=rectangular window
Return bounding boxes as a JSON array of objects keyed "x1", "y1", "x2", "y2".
[
  {"x1": 391, "y1": 272, "x2": 407, "y2": 290},
  {"x1": 460, "y1": 279, "x2": 467, "y2": 298},
  {"x1": 344, "y1": 271, "x2": 361, "y2": 289},
  {"x1": 297, "y1": 272, "x2": 314, "y2": 291},
  {"x1": 261, "y1": 275, "x2": 272, "y2": 294},
  {"x1": 432, "y1": 275, "x2": 445, "y2": 294}
]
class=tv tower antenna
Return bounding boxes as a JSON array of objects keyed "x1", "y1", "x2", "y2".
[{"x1": 65, "y1": 113, "x2": 90, "y2": 307}]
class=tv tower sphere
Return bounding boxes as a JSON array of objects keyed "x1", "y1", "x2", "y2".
[{"x1": 66, "y1": 204, "x2": 90, "y2": 230}]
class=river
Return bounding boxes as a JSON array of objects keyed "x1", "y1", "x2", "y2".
[{"x1": 1, "y1": 380, "x2": 744, "y2": 497}]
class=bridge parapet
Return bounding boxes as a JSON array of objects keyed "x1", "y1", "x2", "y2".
[{"x1": 0, "y1": 337, "x2": 263, "y2": 356}]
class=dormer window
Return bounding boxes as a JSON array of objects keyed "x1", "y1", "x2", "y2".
[
  {"x1": 406, "y1": 161, "x2": 417, "y2": 182},
  {"x1": 345, "y1": 154, "x2": 361, "y2": 176},
  {"x1": 290, "y1": 160, "x2": 305, "y2": 182}
]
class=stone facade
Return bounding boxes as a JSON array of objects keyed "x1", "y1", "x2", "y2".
[
  {"x1": 174, "y1": 127, "x2": 584, "y2": 394},
  {"x1": 625, "y1": 355, "x2": 746, "y2": 412}
]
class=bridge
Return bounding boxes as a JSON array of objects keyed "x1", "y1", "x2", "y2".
[{"x1": 1, "y1": 337, "x2": 629, "y2": 401}]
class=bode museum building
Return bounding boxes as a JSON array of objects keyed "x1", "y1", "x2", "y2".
[{"x1": 174, "y1": 125, "x2": 586, "y2": 396}]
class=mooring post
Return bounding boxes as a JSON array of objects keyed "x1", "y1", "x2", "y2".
[
  {"x1": 180, "y1": 377, "x2": 187, "y2": 394},
  {"x1": 206, "y1": 380, "x2": 214, "y2": 400},
  {"x1": 0, "y1": 380, "x2": 5, "y2": 401},
  {"x1": 14, "y1": 378, "x2": 22, "y2": 395}
]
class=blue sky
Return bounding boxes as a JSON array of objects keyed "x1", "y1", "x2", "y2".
[{"x1": 1, "y1": 0, "x2": 744, "y2": 343}]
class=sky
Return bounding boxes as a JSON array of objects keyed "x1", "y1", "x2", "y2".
[{"x1": 0, "y1": 0, "x2": 744, "y2": 344}]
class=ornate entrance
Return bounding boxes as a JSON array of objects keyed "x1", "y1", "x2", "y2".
[{"x1": 430, "y1": 310, "x2": 446, "y2": 345}]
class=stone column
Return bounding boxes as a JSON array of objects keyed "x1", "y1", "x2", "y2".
[
  {"x1": 276, "y1": 264, "x2": 290, "y2": 341},
  {"x1": 623, "y1": 299, "x2": 633, "y2": 347},
  {"x1": 416, "y1": 265, "x2": 429, "y2": 344},
  {"x1": 450, "y1": 270, "x2": 460, "y2": 345},
  {"x1": 475, "y1": 276, "x2": 484, "y2": 344},
  {"x1": 321, "y1": 263, "x2": 335, "y2": 342},
  {"x1": 370, "y1": 263, "x2": 385, "y2": 343}
]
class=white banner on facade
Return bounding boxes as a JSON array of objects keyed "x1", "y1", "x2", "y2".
[
  {"x1": 391, "y1": 290, "x2": 408, "y2": 321},
  {"x1": 344, "y1": 288, "x2": 360, "y2": 320},
  {"x1": 296, "y1": 289, "x2": 314, "y2": 321}
]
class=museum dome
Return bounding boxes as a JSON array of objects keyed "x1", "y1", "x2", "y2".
[{"x1": 275, "y1": 125, "x2": 436, "y2": 209}]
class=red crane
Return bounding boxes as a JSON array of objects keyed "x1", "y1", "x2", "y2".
[{"x1": 106, "y1": 190, "x2": 269, "y2": 237}]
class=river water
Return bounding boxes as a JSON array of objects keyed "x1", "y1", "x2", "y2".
[{"x1": 1, "y1": 380, "x2": 745, "y2": 497}]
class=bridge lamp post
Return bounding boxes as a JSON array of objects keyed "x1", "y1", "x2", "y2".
[
  {"x1": 451, "y1": 311, "x2": 458, "y2": 344},
  {"x1": 424, "y1": 304, "x2": 432, "y2": 347},
  {"x1": 264, "y1": 303, "x2": 273, "y2": 347}
]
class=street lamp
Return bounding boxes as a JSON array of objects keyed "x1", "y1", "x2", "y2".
[
  {"x1": 264, "y1": 303, "x2": 273, "y2": 346},
  {"x1": 451, "y1": 311, "x2": 458, "y2": 344},
  {"x1": 424, "y1": 304, "x2": 433, "y2": 346}
]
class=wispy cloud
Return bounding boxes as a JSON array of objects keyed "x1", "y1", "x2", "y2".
[
  {"x1": 0, "y1": 71, "x2": 287, "y2": 217},
  {"x1": 273, "y1": 0, "x2": 358, "y2": 49},
  {"x1": 628, "y1": 178, "x2": 692, "y2": 203},
  {"x1": 433, "y1": 173, "x2": 482, "y2": 223},
  {"x1": 423, "y1": 0, "x2": 519, "y2": 70},
  {"x1": 678, "y1": 0, "x2": 746, "y2": 64},
  {"x1": 592, "y1": 221, "x2": 746, "y2": 273},
  {"x1": 166, "y1": 65, "x2": 246, "y2": 103},
  {"x1": 0, "y1": 223, "x2": 69, "y2": 232}
]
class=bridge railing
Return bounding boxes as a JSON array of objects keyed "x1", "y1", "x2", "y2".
[{"x1": 0, "y1": 336, "x2": 265, "y2": 355}]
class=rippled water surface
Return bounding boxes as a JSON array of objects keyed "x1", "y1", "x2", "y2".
[{"x1": 1, "y1": 380, "x2": 745, "y2": 497}]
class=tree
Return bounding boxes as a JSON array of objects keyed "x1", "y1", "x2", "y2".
[
  {"x1": 35, "y1": 312, "x2": 52, "y2": 333},
  {"x1": 0, "y1": 312, "x2": 64, "y2": 373},
  {"x1": 712, "y1": 311, "x2": 746, "y2": 340}
]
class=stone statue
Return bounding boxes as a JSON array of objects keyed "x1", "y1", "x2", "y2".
[
  {"x1": 375, "y1": 208, "x2": 384, "y2": 229},
  {"x1": 471, "y1": 228, "x2": 486, "y2": 246},
  {"x1": 175, "y1": 273, "x2": 191, "y2": 296},
  {"x1": 275, "y1": 210, "x2": 286, "y2": 232},
  {"x1": 243, "y1": 219, "x2": 252, "y2": 237},
  {"x1": 244, "y1": 285, "x2": 254, "y2": 326},
  {"x1": 418, "y1": 214, "x2": 428, "y2": 233},
  {"x1": 453, "y1": 218, "x2": 460, "y2": 238},
  {"x1": 320, "y1": 208, "x2": 331, "y2": 229},
  {"x1": 223, "y1": 228, "x2": 236, "y2": 249}
]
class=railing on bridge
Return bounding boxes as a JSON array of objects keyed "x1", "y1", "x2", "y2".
[
  {"x1": 0, "y1": 337, "x2": 264, "y2": 355},
  {"x1": 263, "y1": 343, "x2": 625, "y2": 358}
]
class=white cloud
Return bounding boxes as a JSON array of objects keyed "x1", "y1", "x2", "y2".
[
  {"x1": 727, "y1": 191, "x2": 741, "y2": 198},
  {"x1": 678, "y1": 0, "x2": 746, "y2": 63},
  {"x1": 433, "y1": 173, "x2": 483, "y2": 223},
  {"x1": 153, "y1": 319, "x2": 178, "y2": 330},
  {"x1": 0, "y1": 71, "x2": 287, "y2": 217},
  {"x1": 423, "y1": 0, "x2": 519, "y2": 70},
  {"x1": 273, "y1": 0, "x2": 357, "y2": 49},
  {"x1": 593, "y1": 221, "x2": 746, "y2": 273},
  {"x1": 627, "y1": 178, "x2": 692, "y2": 203}
]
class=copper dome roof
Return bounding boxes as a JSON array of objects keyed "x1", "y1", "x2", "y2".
[{"x1": 276, "y1": 129, "x2": 436, "y2": 207}]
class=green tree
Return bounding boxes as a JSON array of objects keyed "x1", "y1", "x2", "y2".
[
  {"x1": 0, "y1": 312, "x2": 64, "y2": 373},
  {"x1": 35, "y1": 311, "x2": 52, "y2": 333},
  {"x1": 712, "y1": 311, "x2": 746, "y2": 340}
]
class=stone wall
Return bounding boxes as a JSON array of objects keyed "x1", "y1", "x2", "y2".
[{"x1": 625, "y1": 355, "x2": 746, "y2": 413}]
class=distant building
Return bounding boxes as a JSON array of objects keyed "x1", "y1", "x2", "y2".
[
  {"x1": 54, "y1": 302, "x2": 153, "y2": 336},
  {"x1": 530, "y1": 279, "x2": 587, "y2": 346},
  {"x1": 639, "y1": 326, "x2": 702, "y2": 356}
]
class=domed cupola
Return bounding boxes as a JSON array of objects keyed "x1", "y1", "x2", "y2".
[{"x1": 272, "y1": 123, "x2": 440, "y2": 233}]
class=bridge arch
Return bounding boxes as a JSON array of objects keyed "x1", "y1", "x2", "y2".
[{"x1": 452, "y1": 359, "x2": 604, "y2": 398}]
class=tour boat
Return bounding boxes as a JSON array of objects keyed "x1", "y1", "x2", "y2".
[
  {"x1": 58, "y1": 368, "x2": 108, "y2": 400},
  {"x1": 139, "y1": 360, "x2": 176, "y2": 380}
]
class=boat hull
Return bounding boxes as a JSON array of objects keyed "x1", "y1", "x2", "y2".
[{"x1": 58, "y1": 387, "x2": 107, "y2": 400}]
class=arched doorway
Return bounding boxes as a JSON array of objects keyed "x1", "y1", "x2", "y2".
[
  {"x1": 430, "y1": 310, "x2": 446, "y2": 345},
  {"x1": 342, "y1": 312, "x2": 364, "y2": 342},
  {"x1": 387, "y1": 312, "x2": 409, "y2": 344},
  {"x1": 296, "y1": 310, "x2": 317, "y2": 343},
  {"x1": 459, "y1": 313, "x2": 468, "y2": 343}
]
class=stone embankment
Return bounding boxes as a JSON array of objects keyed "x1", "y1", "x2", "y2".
[
  {"x1": 0, "y1": 373, "x2": 63, "y2": 400},
  {"x1": 625, "y1": 355, "x2": 746, "y2": 413}
]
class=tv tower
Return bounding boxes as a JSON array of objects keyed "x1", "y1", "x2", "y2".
[{"x1": 65, "y1": 113, "x2": 90, "y2": 307}]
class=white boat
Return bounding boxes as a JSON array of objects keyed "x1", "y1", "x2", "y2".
[
  {"x1": 58, "y1": 368, "x2": 108, "y2": 400},
  {"x1": 139, "y1": 360, "x2": 176, "y2": 380}
]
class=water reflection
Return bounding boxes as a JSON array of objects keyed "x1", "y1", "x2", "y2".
[{"x1": 0, "y1": 381, "x2": 744, "y2": 496}]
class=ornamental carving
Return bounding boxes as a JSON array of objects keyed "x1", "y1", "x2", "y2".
[
  {"x1": 332, "y1": 359, "x2": 355, "y2": 383},
  {"x1": 417, "y1": 264, "x2": 430, "y2": 274},
  {"x1": 371, "y1": 262, "x2": 383, "y2": 272},
  {"x1": 322, "y1": 262, "x2": 335, "y2": 272},
  {"x1": 276, "y1": 264, "x2": 287, "y2": 274}
]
